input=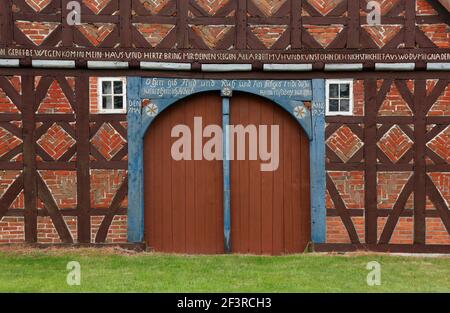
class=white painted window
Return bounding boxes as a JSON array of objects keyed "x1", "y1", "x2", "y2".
[
  {"x1": 98, "y1": 77, "x2": 127, "y2": 113},
  {"x1": 325, "y1": 79, "x2": 353, "y2": 116}
]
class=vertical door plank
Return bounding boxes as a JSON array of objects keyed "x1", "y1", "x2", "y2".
[
  {"x1": 230, "y1": 93, "x2": 310, "y2": 255},
  {"x1": 144, "y1": 92, "x2": 223, "y2": 254},
  {"x1": 261, "y1": 102, "x2": 274, "y2": 254}
]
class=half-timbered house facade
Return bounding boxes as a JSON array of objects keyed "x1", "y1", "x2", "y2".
[{"x1": 0, "y1": 0, "x2": 449, "y2": 254}]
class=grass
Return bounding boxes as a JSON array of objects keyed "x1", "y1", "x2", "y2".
[{"x1": 0, "y1": 247, "x2": 449, "y2": 292}]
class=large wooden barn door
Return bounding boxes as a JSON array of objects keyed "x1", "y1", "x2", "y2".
[
  {"x1": 144, "y1": 92, "x2": 224, "y2": 254},
  {"x1": 230, "y1": 93, "x2": 311, "y2": 255},
  {"x1": 144, "y1": 92, "x2": 310, "y2": 255}
]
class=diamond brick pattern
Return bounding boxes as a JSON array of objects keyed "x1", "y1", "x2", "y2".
[
  {"x1": 91, "y1": 123, "x2": 126, "y2": 160},
  {"x1": 377, "y1": 125, "x2": 413, "y2": 163},
  {"x1": 303, "y1": 25, "x2": 343, "y2": 48},
  {"x1": 250, "y1": 25, "x2": 287, "y2": 48},
  {"x1": 76, "y1": 23, "x2": 115, "y2": 46},
  {"x1": 0, "y1": 127, "x2": 22, "y2": 158},
  {"x1": 36, "y1": 80, "x2": 74, "y2": 114},
  {"x1": 134, "y1": 23, "x2": 175, "y2": 47},
  {"x1": 191, "y1": 25, "x2": 233, "y2": 49},
  {"x1": 139, "y1": 0, "x2": 171, "y2": 14},
  {"x1": 37, "y1": 123, "x2": 76, "y2": 161},
  {"x1": 306, "y1": 0, "x2": 343, "y2": 16},
  {"x1": 25, "y1": 0, "x2": 52, "y2": 12},
  {"x1": 83, "y1": 0, "x2": 112, "y2": 14},
  {"x1": 378, "y1": 82, "x2": 413, "y2": 116},
  {"x1": 418, "y1": 24, "x2": 450, "y2": 48},
  {"x1": 251, "y1": 0, "x2": 287, "y2": 16},
  {"x1": 15, "y1": 21, "x2": 59, "y2": 46},
  {"x1": 362, "y1": 25, "x2": 402, "y2": 48},
  {"x1": 326, "y1": 125, "x2": 364, "y2": 162},
  {"x1": 427, "y1": 126, "x2": 450, "y2": 163},
  {"x1": 195, "y1": 0, "x2": 230, "y2": 15},
  {"x1": 5, "y1": 0, "x2": 450, "y2": 55},
  {"x1": 416, "y1": 0, "x2": 439, "y2": 15}
]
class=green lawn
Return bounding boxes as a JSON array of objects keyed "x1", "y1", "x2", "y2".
[{"x1": 0, "y1": 248, "x2": 449, "y2": 292}]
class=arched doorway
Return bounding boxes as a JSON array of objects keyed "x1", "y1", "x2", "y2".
[
  {"x1": 144, "y1": 92, "x2": 224, "y2": 254},
  {"x1": 143, "y1": 91, "x2": 311, "y2": 255},
  {"x1": 230, "y1": 93, "x2": 311, "y2": 255}
]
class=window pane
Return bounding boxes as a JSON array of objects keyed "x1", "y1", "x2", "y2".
[
  {"x1": 102, "y1": 81, "x2": 112, "y2": 94},
  {"x1": 340, "y1": 99, "x2": 350, "y2": 112},
  {"x1": 329, "y1": 99, "x2": 339, "y2": 112},
  {"x1": 102, "y1": 96, "x2": 112, "y2": 110},
  {"x1": 329, "y1": 84, "x2": 339, "y2": 98},
  {"x1": 114, "y1": 96, "x2": 123, "y2": 110},
  {"x1": 340, "y1": 83, "x2": 350, "y2": 98},
  {"x1": 113, "y1": 81, "x2": 123, "y2": 94}
]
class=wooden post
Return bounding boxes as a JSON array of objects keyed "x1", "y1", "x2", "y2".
[
  {"x1": 222, "y1": 96, "x2": 231, "y2": 253},
  {"x1": 76, "y1": 75, "x2": 91, "y2": 243},
  {"x1": 176, "y1": 0, "x2": 189, "y2": 49},
  {"x1": 404, "y1": 0, "x2": 416, "y2": 48},
  {"x1": 347, "y1": 0, "x2": 360, "y2": 48},
  {"x1": 290, "y1": 0, "x2": 302, "y2": 49},
  {"x1": 413, "y1": 80, "x2": 426, "y2": 244},
  {"x1": 61, "y1": 0, "x2": 74, "y2": 47},
  {"x1": 236, "y1": 0, "x2": 247, "y2": 49},
  {"x1": 364, "y1": 78, "x2": 378, "y2": 244},
  {"x1": 22, "y1": 75, "x2": 37, "y2": 243},
  {"x1": 0, "y1": 0, "x2": 12, "y2": 46},
  {"x1": 120, "y1": 0, "x2": 132, "y2": 47},
  {"x1": 311, "y1": 79, "x2": 326, "y2": 243},
  {"x1": 0, "y1": 0, "x2": 4, "y2": 46},
  {"x1": 127, "y1": 77, "x2": 144, "y2": 243}
]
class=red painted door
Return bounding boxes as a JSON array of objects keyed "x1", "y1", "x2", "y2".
[
  {"x1": 144, "y1": 92, "x2": 224, "y2": 254},
  {"x1": 230, "y1": 93, "x2": 311, "y2": 255},
  {"x1": 144, "y1": 92, "x2": 310, "y2": 255}
]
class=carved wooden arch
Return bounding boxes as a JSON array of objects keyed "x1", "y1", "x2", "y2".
[
  {"x1": 137, "y1": 78, "x2": 314, "y2": 139},
  {"x1": 126, "y1": 77, "x2": 326, "y2": 249}
]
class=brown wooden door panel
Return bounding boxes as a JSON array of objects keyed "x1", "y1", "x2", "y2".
[
  {"x1": 230, "y1": 93, "x2": 310, "y2": 255},
  {"x1": 144, "y1": 91, "x2": 310, "y2": 255},
  {"x1": 144, "y1": 92, "x2": 224, "y2": 254}
]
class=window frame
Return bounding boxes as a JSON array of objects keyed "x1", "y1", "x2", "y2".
[
  {"x1": 97, "y1": 77, "x2": 127, "y2": 114},
  {"x1": 325, "y1": 79, "x2": 354, "y2": 116}
]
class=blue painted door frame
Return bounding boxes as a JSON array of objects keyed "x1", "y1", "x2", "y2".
[
  {"x1": 222, "y1": 96, "x2": 231, "y2": 252},
  {"x1": 126, "y1": 77, "x2": 326, "y2": 247}
]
